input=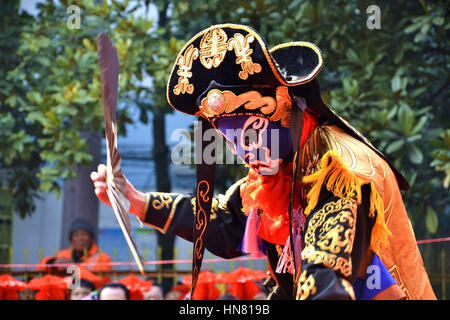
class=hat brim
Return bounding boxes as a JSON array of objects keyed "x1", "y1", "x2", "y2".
[{"x1": 269, "y1": 42, "x2": 324, "y2": 85}]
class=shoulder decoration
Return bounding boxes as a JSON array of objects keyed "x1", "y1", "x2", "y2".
[{"x1": 302, "y1": 125, "x2": 395, "y2": 256}]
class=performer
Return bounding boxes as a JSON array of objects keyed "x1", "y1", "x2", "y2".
[{"x1": 91, "y1": 24, "x2": 435, "y2": 300}]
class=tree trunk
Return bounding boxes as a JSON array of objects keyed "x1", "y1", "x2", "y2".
[
  {"x1": 152, "y1": 109, "x2": 175, "y2": 293},
  {"x1": 60, "y1": 131, "x2": 101, "y2": 250}
]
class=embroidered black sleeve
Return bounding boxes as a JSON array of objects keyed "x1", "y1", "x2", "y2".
[
  {"x1": 142, "y1": 179, "x2": 248, "y2": 259},
  {"x1": 297, "y1": 185, "x2": 374, "y2": 300}
]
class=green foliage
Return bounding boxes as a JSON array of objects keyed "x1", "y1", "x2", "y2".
[
  {"x1": 431, "y1": 129, "x2": 450, "y2": 189},
  {"x1": 2, "y1": 0, "x2": 157, "y2": 217},
  {"x1": 0, "y1": 1, "x2": 40, "y2": 217}
]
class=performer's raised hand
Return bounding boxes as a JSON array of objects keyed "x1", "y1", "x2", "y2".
[{"x1": 90, "y1": 164, "x2": 148, "y2": 218}]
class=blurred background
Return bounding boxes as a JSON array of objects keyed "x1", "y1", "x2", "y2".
[{"x1": 0, "y1": 0, "x2": 448, "y2": 299}]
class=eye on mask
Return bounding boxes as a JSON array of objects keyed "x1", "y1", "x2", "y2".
[{"x1": 216, "y1": 115, "x2": 292, "y2": 175}]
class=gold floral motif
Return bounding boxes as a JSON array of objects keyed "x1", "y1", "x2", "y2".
[
  {"x1": 302, "y1": 197, "x2": 357, "y2": 277},
  {"x1": 296, "y1": 270, "x2": 317, "y2": 300},
  {"x1": 150, "y1": 192, "x2": 174, "y2": 210},
  {"x1": 199, "y1": 28, "x2": 228, "y2": 69},
  {"x1": 227, "y1": 33, "x2": 262, "y2": 80},
  {"x1": 173, "y1": 44, "x2": 199, "y2": 95},
  {"x1": 301, "y1": 247, "x2": 353, "y2": 277}
]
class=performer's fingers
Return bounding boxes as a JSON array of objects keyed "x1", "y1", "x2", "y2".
[
  {"x1": 95, "y1": 188, "x2": 106, "y2": 198},
  {"x1": 90, "y1": 171, "x2": 99, "y2": 182},
  {"x1": 94, "y1": 181, "x2": 107, "y2": 189},
  {"x1": 97, "y1": 164, "x2": 107, "y2": 178},
  {"x1": 94, "y1": 188, "x2": 110, "y2": 206}
]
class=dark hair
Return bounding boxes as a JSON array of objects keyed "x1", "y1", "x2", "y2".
[
  {"x1": 79, "y1": 279, "x2": 96, "y2": 292},
  {"x1": 98, "y1": 282, "x2": 130, "y2": 300}
]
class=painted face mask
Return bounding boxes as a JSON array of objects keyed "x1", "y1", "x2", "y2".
[{"x1": 215, "y1": 115, "x2": 292, "y2": 175}]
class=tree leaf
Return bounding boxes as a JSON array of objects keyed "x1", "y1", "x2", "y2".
[
  {"x1": 408, "y1": 144, "x2": 424, "y2": 164},
  {"x1": 425, "y1": 206, "x2": 438, "y2": 234},
  {"x1": 386, "y1": 139, "x2": 405, "y2": 154},
  {"x1": 391, "y1": 75, "x2": 401, "y2": 92}
]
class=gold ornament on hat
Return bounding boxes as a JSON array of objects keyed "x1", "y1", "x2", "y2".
[
  {"x1": 173, "y1": 44, "x2": 199, "y2": 95},
  {"x1": 199, "y1": 28, "x2": 228, "y2": 69},
  {"x1": 227, "y1": 33, "x2": 262, "y2": 80}
]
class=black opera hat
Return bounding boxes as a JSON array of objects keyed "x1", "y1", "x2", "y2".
[{"x1": 167, "y1": 23, "x2": 323, "y2": 122}]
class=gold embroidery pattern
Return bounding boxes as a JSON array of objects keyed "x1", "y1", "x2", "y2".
[
  {"x1": 162, "y1": 194, "x2": 184, "y2": 234},
  {"x1": 341, "y1": 279, "x2": 356, "y2": 300},
  {"x1": 227, "y1": 33, "x2": 262, "y2": 80},
  {"x1": 200, "y1": 90, "x2": 276, "y2": 117},
  {"x1": 302, "y1": 198, "x2": 357, "y2": 278},
  {"x1": 296, "y1": 270, "x2": 317, "y2": 300},
  {"x1": 190, "y1": 178, "x2": 246, "y2": 220},
  {"x1": 389, "y1": 264, "x2": 412, "y2": 300},
  {"x1": 301, "y1": 247, "x2": 352, "y2": 277},
  {"x1": 173, "y1": 44, "x2": 199, "y2": 95},
  {"x1": 269, "y1": 86, "x2": 291, "y2": 127},
  {"x1": 191, "y1": 197, "x2": 218, "y2": 220},
  {"x1": 151, "y1": 192, "x2": 174, "y2": 210},
  {"x1": 199, "y1": 28, "x2": 228, "y2": 69}
]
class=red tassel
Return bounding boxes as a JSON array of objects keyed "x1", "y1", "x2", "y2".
[
  {"x1": 276, "y1": 236, "x2": 294, "y2": 274},
  {"x1": 276, "y1": 209, "x2": 305, "y2": 274}
]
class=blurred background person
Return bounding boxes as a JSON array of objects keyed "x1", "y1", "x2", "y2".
[
  {"x1": 38, "y1": 218, "x2": 112, "y2": 273},
  {"x1": 143, "y1": 283, "x2": 164, "y2": 300},
  {"x1": 70, "y1": 279, "x2": 96, "y2": 300},
  {"x1": 98, "y1": 282, "x2": 130, "y2": 300}
]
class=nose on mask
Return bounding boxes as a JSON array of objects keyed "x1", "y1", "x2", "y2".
[{"x1": 216, "y1": 115, "x2": 292, "y2": 174}]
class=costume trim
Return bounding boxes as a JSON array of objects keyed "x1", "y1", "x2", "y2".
[
  {"x1": 162, "y1": 194, "x2": 184, "y2": 234},
  {"x1": 303, "y1": 150, "x2": 391, "y2": 256},
  {"x1": 150, "y1": 192, "x2": 174, "y2": 210},
  {"x1": 199, "y1": 86, "x2": 292, "y2": 128},
  {"x1": 140, "y1": 192, "x2": 183, "y2": 234},
  {"x1": 142, "y1": 192, "x2": 150, "y2": 220}
]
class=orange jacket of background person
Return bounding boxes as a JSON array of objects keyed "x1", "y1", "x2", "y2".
[
  {"x1": 37, "y1": 219, "x2": 112, "y2": 273},
  {"x1": 38, "y1": 242, "x2": 112, "y2": 273}
]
